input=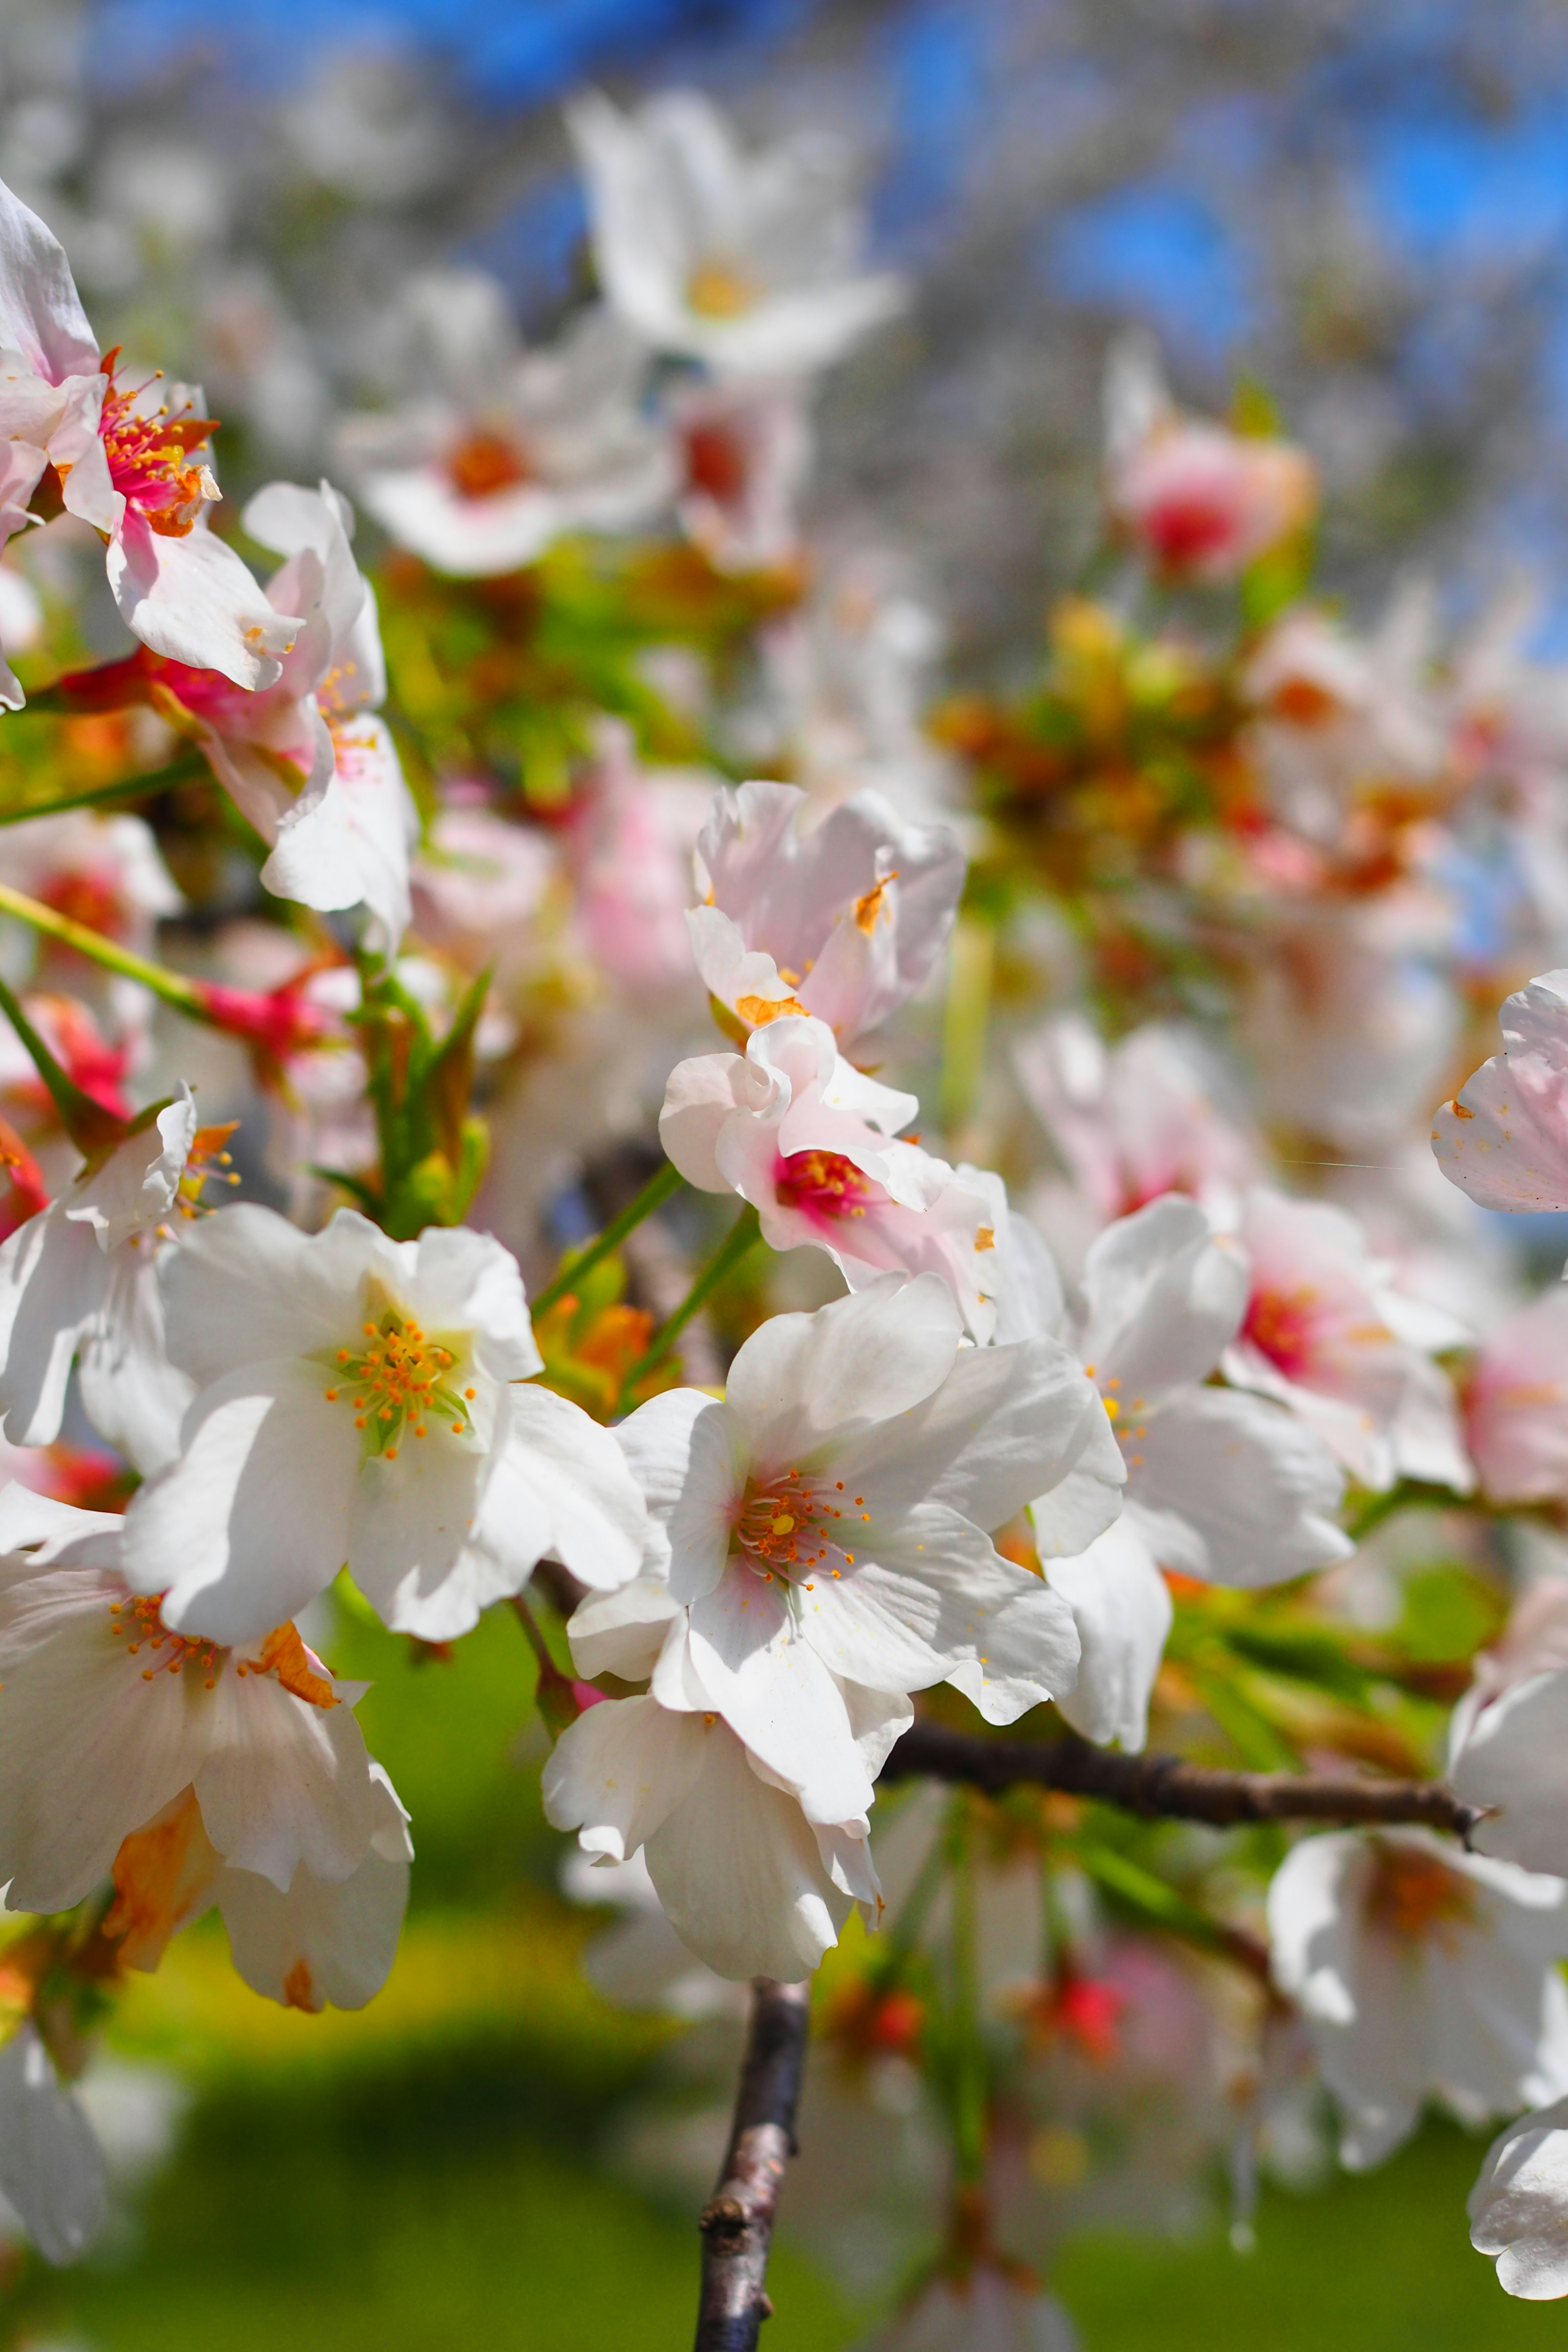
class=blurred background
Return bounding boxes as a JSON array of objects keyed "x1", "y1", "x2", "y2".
[{"x1": 9, "y1": 0, "x2": 1568, "y2": 2342}]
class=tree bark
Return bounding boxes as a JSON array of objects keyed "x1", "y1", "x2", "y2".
[{"x1": 694, "y1": 1977, "x2": 811, "y2": 2352}]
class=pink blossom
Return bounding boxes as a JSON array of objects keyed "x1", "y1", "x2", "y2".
[
  {"x1": 1014, "y1": 1013, "x2": 1263, "y2": 1231},
  {"x1": 1467, "y1": 1290, "x2": 1568, "y2": 1504},
  {"x1": 1221, "y1": 1187, "x2": 1472, "y2": 1494},
  {"x1": 690, "y1": 779, "x2": 964, "y2": 1053},
  {"x1": 659, "y1": 1012, "x2": 998, "y2": 1338}
]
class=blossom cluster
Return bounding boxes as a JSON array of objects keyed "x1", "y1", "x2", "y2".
[{"x1": 2, "y1": 64, "x2": 1568, "y2": 2352}]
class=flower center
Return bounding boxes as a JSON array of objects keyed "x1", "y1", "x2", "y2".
[
  {"x1": 686, "y1": 256, "x2": 761, "y2": 320},
  {"x1": 99, "y1": 361, "x2": 220, "y2": 539},
  {"x1": 110, "y1": 1594, "x2": 340, "y2": 1705},
  {"x1": 110, "y1": 1592, "x2": 223, "y2": 1687},
  {"x1": 1242, "y1": 1282, "x2": 1321, "y2": 1379},
  {"x1": 324, "y1": 1307, "x2": 476, "y2": 1460},
  {"x1": 1365, "y1": 1844, "x2": 1475, "y2": 1945},
  {"x1": 734, "y1": 1471, "x2": 868, "y2": 1584},
  {"x1": 684, "y1": 419, "x2": 748, "y2": 505},
  {"x1": 447, "y1": 430, "x2": 532, "y2": 500},
  {"x1": 774, "y1": 1149, "x2": 882, "y2": 1223}
]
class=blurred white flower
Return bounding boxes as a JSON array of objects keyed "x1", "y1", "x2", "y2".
[
  {"x1": 338, "y1": 278, "x2": 673, "y2": 577},
  {"x1": 1268, "y1": 1827, "x2": 1568, "y2": 2168},
  {"x1": 569, "y1": 90, "x2": 905, "y2": 377}
]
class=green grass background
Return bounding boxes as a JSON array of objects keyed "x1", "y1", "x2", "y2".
[{"x1": 8, "y1": 1599, "x2": 1564, "y2": 2350}]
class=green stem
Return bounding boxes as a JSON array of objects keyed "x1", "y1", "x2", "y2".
[
  {"x1": 531, "y1": 1159, "x2": 686, "y2": 1319},
  {"x1": 0, "y1": 750, "x2": 207, "y2": 829},
  {"x1": 0, "y1": 878, "x2": 208, "y2": 1022},
  {"x1": 620, "y1": 1204, "x2": 762, "y2": 1390},
  {"x1": 0, "y1": 970, "x2": 125, "y2": 1152}
]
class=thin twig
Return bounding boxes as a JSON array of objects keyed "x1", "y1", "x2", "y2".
[
  {"x1": 695, "y1": 1977, "x2": 810, "y2": 2352},
  {"x1": 882, "y1": 1721, "x2": 1482, "y2": 1838}
]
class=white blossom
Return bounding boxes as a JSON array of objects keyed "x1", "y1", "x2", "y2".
[{"x1": 122, "y1": 1204, "x2": 648, "y2": 1642}]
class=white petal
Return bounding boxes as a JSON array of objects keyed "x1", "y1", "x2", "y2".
[
  {"x1": 944, "y1": 1567, "x2": 1082, "y2": 1725},
  {"x1": 613, "y1": 1387, "x2": 746, "y2": 1602},
  {"x1": 658, "y1": 1051, "x2": 748, "y2": 1191},
  {"x1": 131, "y1": 1359, "x2": 361, "y2": 1644},
  {"x1": 1452, "y1": 1670, "x2": 1568, "y2": 1879},
  {"x1": 566, "y1": 1577, "x2": 682, "y2": 1681},
  {"x1": 541, "y1": 1693, "x2": 706, "y2": 1863},
  {"x1": 724, "y1": 1272, "x2": 960, "y2": 1473},
  {"x1": 76, "y1": 1244, "x2": 194, "y2": 1475},
  {"x1": 684, "y1": 1568, "x2": 875, "y2": 1822},
  {"x1": 797, "y1": 1503, "x2": 1025, "y2": 1695},
  {"x1": 346, "y1": 1435, "x2": 488, "y2": 1635},
  {"x1": 1127, "y1": 1387, "x2": 1350, "y2": 1586},
  {"x1": 0, "y1": 1206, "x2": 104, "y2": 1448},
  {"x1": 0, "y1": 180, "x2": 100, "y2": 381},
  {"x1": 107, "y1": 516, "x2": 302, "y2": 692},
  {"x1": 1433, "y1": 970, "x2": 1568, "y2": 1209},
  {"x1": 1470, "y1": 2095, "x2": 1568, "y2": 2299},
  {"x1": 193, "y1": 1663, "x2": 377, "y2": 1891},
  {"x1": 0, "y1": 1566, "x2": 209, "y2": 1911},
  {"x1": 644, "y1": 1719, "x2": 855, "y2": 1980},
  {"x1": 1077, "y1": 1196, "x2": 1248, "y2": 1400},
  {"x1": 159, "y1": 1202, "x2": 393, "y2": 1386},
  {"x1": 0, "y1": 2025, "x2": 107, "y2": 2266},
  {"x1": 844, "y1": 1334, "x2": 1123, "y2": 1537},
  {"x1": 214, "y1": 1765, "x2": 411, "y2": 2011},
  {"x1": 1046, "y1": 1520, "x2": 1173, "y2": 1750}
]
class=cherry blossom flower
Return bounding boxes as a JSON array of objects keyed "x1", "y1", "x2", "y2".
[
  {"x1": 336, "y1": 276, "x2": 673, "y2": 577},
  {"x1": 1031, "y1": 1194, "x2": 1350, "y2": 1589},
  {"x1": 0, "y1": 177, "x2": 300, "y2": 694},
  {"x1": 1013, "y1": 1013, "x2": 1264, "y2": 1235},
  {"x1": 661, "y1": 1012, "x2": 998, "y2": 1336},
  {"x1": 689, "y1": 780, "x2": 964, "y2": 1053},
  {"x1": 1267, "y1": 1828, "x2": 1568, "y2": 2168},
  {"x1": 1434, "y1": 969, "x2": 1568, "y2": 1211},
  {"x1": 0, "y1": 2022, "x2": 106, "y2": 2265},
  {"x1": 1466, "y1": 1288, "x2": 1568, "y2": 1503},
  {"x1": 613, "y1": 1273, "x2": 1117, "y2": 1780},
  {"x1": 567, "y1": 90, "x2": 905, "y2": 377},
  {"x1": 61, "y1": 479, "x2": 416, "y2": 948},
  {"x1": 122, "y1": 1204, "x2": 648, "y2": 1642},
  {"x1": 987, "y1": 1192, "x2": 1348, "y2": 1750},
  {"x1": 1219, "y1": 1187, "x2": 1472, "y2": 1495},
  {"x1": 1103, "y1": 337, "x2": 1315, "y2": 584},
  {"x1": 667, "y1": 374, "x2": 811, "y2": 572},
  {"x1": 1242, "y1": 893, "x2": 1460, "y2": 1156},
  {"x1": 0, "y1": 809, "x2": 182, "y2": 974},
  {"x1": 1240, "y1": 597, "x2": 1444, "y2": 847},
  {"x1": 0, "y1": 1487, "x2": 387, "y2": 1913},
  {"x1": 1470, "y1": 2096, "x2": 1568, "y2": 2299},
  {"x1": 0, "y1": 1084, "x2": 216, "y2": 1473}
]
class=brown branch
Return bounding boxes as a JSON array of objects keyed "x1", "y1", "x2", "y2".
[
  {"x1": 695, "y1": 1977, "x2": 810, "y2": 2352},
  {"x1": 882, "y1": 1721, "x2": 1483, "y2": 1838}
]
